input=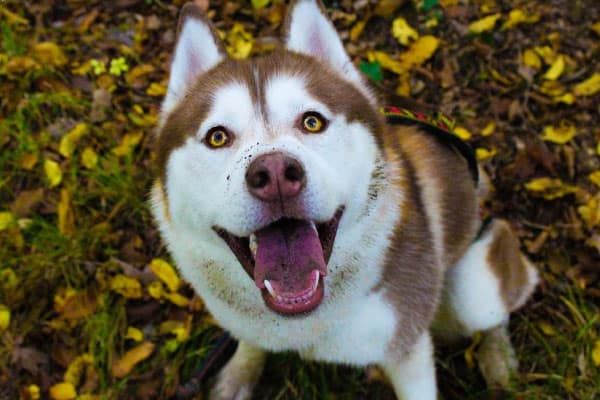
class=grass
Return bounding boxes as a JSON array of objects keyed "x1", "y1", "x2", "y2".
[{"x1": 1, "y1": 0, "x2": 599, "y2": 399}]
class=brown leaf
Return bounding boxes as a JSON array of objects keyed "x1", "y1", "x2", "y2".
[
  {"x1": 11, "y1": 188, "x2": 44, "y2": 217},
  {"x1": 11, "y1": 347, "x2": 49, "y2": 375}
]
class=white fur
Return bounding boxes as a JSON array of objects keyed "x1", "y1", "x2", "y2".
[
  {"x1": 162, "y1": 16, "x2": 223, "y2": 118},
  {"x1": 444, "y1": 229, "x2": 508, "y2": 335},
  {"x1": 285, "y1": 0, "x2": 375, "y2": 104},
  {"x1": 383, "y1": 333, "x2": 437, "y2": 400}
]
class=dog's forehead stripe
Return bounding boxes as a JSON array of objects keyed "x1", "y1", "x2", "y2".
[{"x1": 203, "y1": 81, "x2": 256, "y2": 134}]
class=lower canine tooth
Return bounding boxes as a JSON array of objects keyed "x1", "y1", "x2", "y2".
[{"x1": 264, "y1": 280, "x2": 276, "y2": 297}]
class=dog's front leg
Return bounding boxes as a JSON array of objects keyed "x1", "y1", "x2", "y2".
[
  {"x1": 381, "y1": 331, "x2": 437, "y2": 400},
  {"x1": 210, "y1": 341, "x2": 266, "y2": 400}
]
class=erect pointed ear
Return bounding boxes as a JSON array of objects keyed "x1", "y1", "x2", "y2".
[
  {"x1": 284, "y1": 0, "x2": 374, "y2": 101},
  {"x1": 162, "y1": 3, "x2": 226, "y2": 116}
]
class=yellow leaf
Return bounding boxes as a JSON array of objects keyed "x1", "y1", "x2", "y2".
[
  {"x1": 111, "y1": 341, "x2": 155, "y2": 378},
  {"x1": 553, "y1": 93, "x2": 575, "y2": 104},
  {"x1": 578, "y1": 197, "x2": 600, "y2": 228},
  {"x1": 481, "y1": 121, "x2": 496, "y2": 137},
  {"x1": 146, "y1": 82, "x2": 167, "y2": 96},
  {"x1": 543, "y1": 55, "x2": 565, "y2": 81},
  {"x1": 501, "y1": 9, "x2": 539, "y2": 29},
  {"x1": 125, "y1": 326, "x2": 144, "y2": 342},
  {"x1": 59, "y1": 122, "x2": 89, "y2": 158},
  {"x1": 251, "y1": 0, "x2": 270, "y2": 9},
  {"x1": 468, "y1": 13, "x2": 501, "y2": 34},
  {"x1": 597, "y1": 142, "x2": 600, "y2": 156},
  {"x1": 592, "y1": 340, "x2": 600, "y2": 366},
  {"x1": 58, "y1": 189, "x2": 74, "y2": 237},
  {"x1": 573, "y1": 73, "x2": 600, "y2": 96},
  {"x1": 538, "y1": 321, "x2": 557, "y2": 336},
  {"x1": 476, "y1": 147, "x2": 496, "y2": 161},
  {"x1": 0, "y1": 212, "x2": 15, "y2": 231},
  {"x1": 453, "y1": 126, "x2": 472, "y2": 140},
  {"x1": 33, "y1": 42, "x2": 68, "y2": 67},
  {"x1": 541, "y1": 122, "x2": 576, "y2": 144},
  {"x1": 392, "y1": 17, "x2": 419, "y2": 45},
  {"x1": 81, "y1": 147, "x2": 98, "y2": 169},
  {"x1": 350, "y1": 20, "x2": 367, "y2": 42},
  {"x1": 124, "y1": 64, "x2": 155, "y2": 85},
  {"x1": 165, "y1": 292, "x2": 190, "y2": 308},
  {"x1": 159, "y1": 319, "x2": 191, "y2": 342},
  {"x1": 112, "y1": 131, "x2": 144, "y2": 157},
  {"x1": 368, "y1": 51, "x2": 404, "y2": 74},
  {"x1": 109, "y1": 275, "x2": 142, "y2": 299},
  {"x1": 23, "y1": 384, "x2": 40, "y2": 400},
  {"x1": 147, "y1": 280, "x2": 164, "y2": 300},
  {"x1": 0, "y1": 268, "x2": 19, "y2": 288},
  {"x1": 0, "y1": 305, "x2": 10, "y2": 330},
  {"x1": 399, "y1": 35, "x2": 439, "y2": 69},
  {"x1": 522, "y1": 49, "x2": 541, "y2": 70},
  {"x1": 226, "y1": 23, "x2": 253, "y2": 59},
  {"x1": 0, "y1": 8, "x2": 29, "y2": 26},
  {"x1": 589, "y1": 171, "x2": 600, "y2": 187},
  {"x1": 44, "y1": 159, "x2": 63, "y2": 188},
  {"x1": 150, "y1": 258, "x2": 180, "y2": 292},
  {"x1": 21, "y1": 152, "x2": 38, "y2": 170},
  {"x1": 464, "y1": 332, "x2": 481, "y2": 369},
  {"x1": 591, "y1": 22, "x2": 600, "y2": 35},
  {"x1": 64, "y1": 354, "x2": 94, "y2": 386},
  {"x1": 533, "y1": 46, "x2": 556, "y2": 64},
  {"x1": 49, "y1": 382, "x2": 76, "y2": 400},
  {"x1": 524, "y1": 177, "x2": 577, "y2": 200},
  {"x1": 6, "y1": 56, "x2": 39, "y2": 74}
]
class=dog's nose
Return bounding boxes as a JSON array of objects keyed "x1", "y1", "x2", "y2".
[{"x1": 246, "y1": 152, "x2": 306, "y2": 202}]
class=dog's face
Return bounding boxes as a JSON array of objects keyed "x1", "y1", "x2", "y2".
[{"x1": 154, "y1": 1, "x2": 385, "y2": 317}]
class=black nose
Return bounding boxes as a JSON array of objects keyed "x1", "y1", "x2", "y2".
[{"x1": 245, "y1": 152, "x2": 306, "y2": 202}]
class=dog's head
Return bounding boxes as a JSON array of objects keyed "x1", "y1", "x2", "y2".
[{"x1": 154, "y1": 0, "x2": 385, "y2": 316}]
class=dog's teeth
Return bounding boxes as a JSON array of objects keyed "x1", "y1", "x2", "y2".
[
  {"x1": 249, "y1": 234, "x2": 257, "y2": 258},
  {"x1": 310, "y1": 221, "x2": 318, "y2": 233},
  {"x1": 313, "y1": 271, "x2": 320, "y2": 291},
  {"x1": 264, "y1": 280, "x2": 276, "y2": 297}
]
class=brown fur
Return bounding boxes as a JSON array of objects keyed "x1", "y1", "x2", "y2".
[{"x1": 487, "y1": 220, "x2": 532, "y2": 311}]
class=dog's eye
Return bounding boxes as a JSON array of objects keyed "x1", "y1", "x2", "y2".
[
  {"x1": 205, "y1": 127, "x2": 231, "y2": 148},
  {"x1": 301, "y1": 112, "x2": 327, "y2": 133}
]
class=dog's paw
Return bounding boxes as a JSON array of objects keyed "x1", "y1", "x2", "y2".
[
  {"x1": 209, "y1": 370, "x2": 255, "y2": 400},
  {"x1": 477, "y1": 325, "x2": 518, "y2": 389}
]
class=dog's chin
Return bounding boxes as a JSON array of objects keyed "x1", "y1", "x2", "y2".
[{"x1": 213, "y1": 207, "x2": 344, "y2": 316}]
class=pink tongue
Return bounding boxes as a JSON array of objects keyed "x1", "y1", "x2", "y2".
[{"x1": 254, "y1": 219, "x2": 326, "y2": 295}]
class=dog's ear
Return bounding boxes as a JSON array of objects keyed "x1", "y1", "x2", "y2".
[
  {"x1": 163, "y1": 3, "x2": 226, "y2": 115},
  {"x1": 284, "y1": 0, "x2": 372, "y2": 100}
]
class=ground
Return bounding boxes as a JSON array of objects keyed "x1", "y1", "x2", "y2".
[{"x1": 0, "y1": 0, "x2": 599, "y2": 399}]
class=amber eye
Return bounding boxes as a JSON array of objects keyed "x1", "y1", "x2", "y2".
[
  {"x1": 301, "y1": 112, "x2": 327, "y2": 133},
  {"x1": 205, "y1": 127, "x2": 231, "y2": 148}
]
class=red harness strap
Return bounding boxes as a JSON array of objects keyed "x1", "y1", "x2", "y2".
[{"x1": 381, "y1": 106, "x2": 479, "y2": 185}]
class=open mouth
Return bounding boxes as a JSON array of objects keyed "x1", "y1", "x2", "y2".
[{"x1": 214, "y1": 208, "x2": 343, "y2": 316}]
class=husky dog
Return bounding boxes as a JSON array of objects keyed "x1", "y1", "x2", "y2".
[{"x1": 151, "y1": 1, "x2": 539, "y2": 398}]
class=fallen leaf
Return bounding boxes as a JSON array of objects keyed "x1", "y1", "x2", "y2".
[
  {"x1": 109, "y1": 275, "x2": 143, "y2": 299},
  {"x1": 0, "y1": 8, "x2": 29, "y2": 26},
  {"x1": 251, "y1": 0, "x2": 270, "y2": 9},
  {"x1": 64, "y1": 354, "x2": 94, "y2": 386},
  {"x1": 524, "y1": 177, "x2": 578, "y2": 200},
  {"x1": 44, "y1": 159, "x2": 63, "y2": 188},
  {"x1": 58, "y1": 189, "x2": 74, "y2": 237},
  {"x1": 543, "y1": 55, "x2": 565, "y2": 81},
  {"x1": 533, "y1": 45, "x2": 556, "y2": 64},
  {"x1": 226, "y1": 23, "x2": 254, "y2": 59},
  {"x1": 522, "y1": 49, "x2": 542, "y2": 70},
  {"x1": 11, "y1": 188, "x2": 44, "y2": 217},
  {"x1": 6, "y1": 56, "x2": 39, "y2": 74},
  {"x1": 592, "y1": 22, "x2": 600, "y2": 35},
  {"x1": 538, "y1": 321, "x2": 557, "y2": 336},
  {"x1": 468, "y1": 14, "x2": 501, "y2": 34},
  {"x1": 0, "y1": 305, "x2": 10, "y2": 330},
  {"x1": 111, "y1": 342, "x2": 155, "y2": 378},
  {"x1": 149, "y1": 258, "x2": 180, "y2": 292},
  {"x1": 49, "y1": 382, "x2": 76, "y2": 400},
  {"x1": 109, "y1": 57, "x2": 129, "y2": 76},
  {"x1": 350, "y1": 20, "x2": 367, "y2": 42},
  {"x1": 59, "y1": 122, "x2": 89, "y2": 158},
  {"x1": 0, "y1": 212, "x2": 15, "y2": 231},
  {"x1": 164, "y1": 292, "x2": 190, "y2": 307},
  {"x1": 399, "y1": 35, "x2": 439, "y2": 69},
  {"x1": 33, "y1": 42, "x2": 68, "y2": 67},
  {"x1": 81, "y1": 147, "x2": 98, "y2": 169},
  {"x1": 392, "y1": 17, "x2": 419, "y2": 45},
  {"x1": 502, "y1": 9, "x2": 539, "y2": 29},
  {"x1": 573, "y1": 73, "x2": 600, "y2": 96},
  {"x1": 588, "y1": 171, "x2": 600, "y2": 187},
  {"x1": 113, "y1": 131, "x2": 144, "y2": 157},
  {"x1": 147, "y1": 281, "x2": 164, "y2": 300},
  {"x1": 374, "y1": 0, "x2": 406, "y2": 17},
  {"x1": 159, "y1": 319, "x2": 191, "y2": 342},
  {"x1": 0, "y1": 268, "x2": 19, "y2": 288},
  {"x1": 124, "y1": 64, "x2": 154, "y2": 86},
  {"x1": 481, "y1": 121, "x2": 495, "y2": 137},
  {"x1": 21, "y1": 384, "x2": 40, "y2": 400},
  {"x1": 578, "y1": 197, "x2": 600, "y2": 228},
  {"x1": 55, "y1": 288, "x2": 97, "y2": 320},
  {"x1": 592, "y1": 340, "x2": 600, "y2": 366},
  {"x1": 453, "y1": 126, "x2": 472, "y2": 140},
  {"x1": 146, "y1": 82, "x2": 166, "y2": 96},
  {"x1": 20, "y1": 153, "x2": 38, "y2": 170},
  {"x1": 541, "y1": 122, "x2": 576, "y2": 144},
  {"x1": 476, "y1": 147, "x2": 497, "y2": 161},
  {"x1": 125, "y1": 327, "x2": 144, "y2": 342}
]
